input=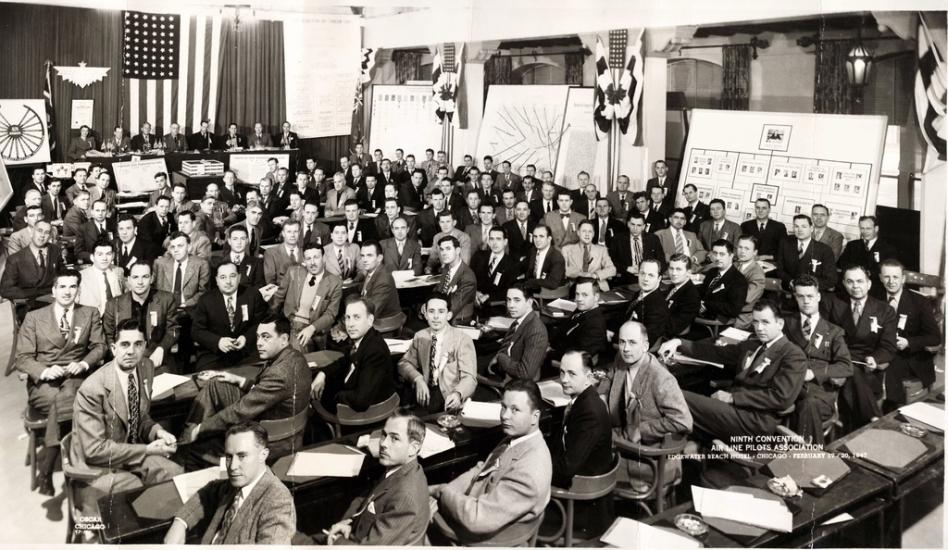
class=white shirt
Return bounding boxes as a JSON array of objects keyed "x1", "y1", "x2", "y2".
[
  {"x1": 347, "y1": 221, "x2": 359, "y2": 242},
  {"x1": 534, "y1": 247, "x2": 550, "y2": 278},
  {"x1": 97, "y1": 267, "x2": 118, "y2": 300},
  {"x1": 488, "y1": 252, "x2": 504, "y2": 272},
  {"x1": 54, "y1": 303, "x2": 75, "y2": 333},
  {"x1": 283, "y1": 244, "x2": 299, "y2": 260},
  {"x1": 797, "y1": 238, "x2": 811, "y2": 252},
  {"x1": 113, "y1": 362, "x2": 140, "y2": 411},
  {"x1": 800, "y1": 312, "x2": 820, "y2": 340},
  {"x1": 442, "y1": 260, "x2": 462, "y2": 284}
]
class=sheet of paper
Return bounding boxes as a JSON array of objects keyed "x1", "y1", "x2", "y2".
[
  {"x1": 172, "y1": 466, "x2": 225, "y2": 504},
  {"x1": 899, "y1": 402, "x2": 945, "y2": 431},
  {"x1": 460, "y1": 400, "x2": 502, "y2": 427},
  {"x1": 453, "y1": 325, "x2": 481, "y2": 341},
  {"x1": 673, "y1": 353, "x2": 724, "y2": 369},
  {"x1": 384, "y1": 338, "x2": 412, "y2": 354},
  {"x1": 486, "y1": 316, "x2": 515, "y2": 330},
  {"x1": 720, "y1": 327, "x2": 752, "y2": 341},
  {"x1": 420, "y1": 425, "x2": 456, "y2": 459},
  {"x1": 820, "y1": 513, "x2": 854, "y2": 526},
  {"x1": 547, "y1": 298, "x2": 577, "y2": 312},
  {"x1": 151, "y1": 373, "x2": 192, "y2": 399},
  {"x1": 391, "y1": 270, "x2": 416, "y2": 284},
  {"x1": 692, "y1": 486, "x2": 792, "y2": 533},
  {"x1": 601, "y1": 518, "x2": 700, "y2": 549},
  {"x1": 538, "y1": 379, "x2": 570, "y2": 407},
  {"x1": 287, "y1": 448, "x2": 365, "y2": 477}
]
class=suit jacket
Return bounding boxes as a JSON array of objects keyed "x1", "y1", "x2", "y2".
[
  {"x1": 75, "y1": 220, "x2": 114, "y2": 263},
  {"x1": 682, "y1": 201, "x2": 710, "y2": 232},
  {"x1": 263, "y1": 244, "x2": 303, "y2": 287},
  {"x1": 823, "y1": 295, "x2": 898, "y2": 364},
  {"x1": 41, "y1": 193, "x2": 67, "y2": 222},
  {"x1": 129, "y1": 133, "x2": 157, "y2": 151},
  {"x1": 275, "y1": 266, "x2": 343, "y2": 335},
  {"x1": 626, "y1": 289, "x2": 671, "y2": 346},
  {"x1": 889, "y1": 289, "x2": 941, "y2": 387},
  {"x1": 341, "y1": 459, "x2": 430, "y2": 545},
  {"x1": 323, "y1": 243, "x2": 360, "y2": 279},
  {"x1": 113, "y1": 238, "x2": 148, "y2": 276},
  {"x1": 398, "y1": 181, "x2": 426, "y2": 211},
  {"x1": 153, "y1": 256, "x2": 210, "y2": 308},
  {"x1": 814, "y1": 225, "x2": 845, "y2": 259},
  {"x1": 476, "y1": 187, "x2": 504, "y2": 208},
  {"x1": 664, "y1": 280, "x2": 701, "y2": 338},
  {"x1": 783, "y1": 315, "x2": 852, "y2": 401},
  {"x1": 192, "y1": 287, "x2": 269, "y2": 367},
  {"x1": 465, "y1": 223, "x2": 497, "y2": 253},
  {"x1": 375, "y1": 215, "x2": 416, "y2": 242},
  {"x1": 183, "y1": 230, "x2": 213, "y2": 261},
  {"x1": 740, "y1": 218, "x2": 788, "y2": 257},
  {"x1": 655, "y1": 228, "x2": 707, "y2": 265},
  {"x1": 643, "y1": 207, "x2": 668, "y2": 233},
  {"x1": 274, "y1": 131, "x2": 299, "y2": 149},
  {"x1": 187, "y1": 131, "x2": 215, "y2": 151},
  {"x1": 735, "y1": 260, "x2": 767, "y2": 312},
  {"x1": 573, "y1": 196, "x2": 600, "y2": 221},
  {"x1": 210, "y1": 251, "x2": 266, "y2": 288},
  {"x1": 837, "y1": 238, "x2": 899, "y2": 297},
  {"x1": 646, "y1": 176, "x2": 678, "y2": 203},
  {"x1": 176, "y1": 468, "x2": 295, "y2": 544},
  {"x1": 218, "y1": 133, "x2": 247, "y2": 150},
  {"x1": 357, "y1": 185, "x2": 386, "y2": 213},
  {"x1": 416, "y1": 208, "x2": 444, "y2": 247},
  {"x1": 426, "y1": 229, "x2": 471, "y2": 271},
  {"x1": 562, "y1": 243, "x2": 617, "y2": 290},
  {"x1": 380, "y1": 238, "x2": 423, "y2": 276},
  {"x1": 63, "y1": 205, "x2": 88, "y2": 238},
  {"x1": 323, "y1": 328, "x2": 395, "y2": 412},
  {"x1": 605, "y1": 191, "x2": 634, "y2": 222},
  {"x1": 437, "y1": 262, "x2": 478, "y2": 324},
  {"x1": 453, "y1": 206, "x2": 479, "y2": 232},
  {"x1": 439, "y1": 431, "x2": 551, "y2": 544},
  {"x1": 698, "y1": 218, "x2": 742, "y2": 250},
  {"x1": 77, "y1": 265, "x2": 125, "y2": 315},
  {"x1": 470, "y1": 250, "x2": 520, "y2": 302},
  {"x1": 227, "y1": 221, "x2": 265, "y2": 258},
  {"x1": 325, "y1": 187, "x2": 357, "y2": 217},
  {"x1": 397, "y1": 326, "x2": 477, "y2": 403},
  {"x1": 7, "y1": 226, "x2": 58, "y2": 255},
  {"x1": 523, "y1": 246, "x2": 566, "y2": 290},
  {"x1": 102, "y1": 289, "x2": 179, "y2": 355},
  {"x1": 360, "y1": 266, "x2": 402, "y2": 321},
  {"x1": 496, "y1": 172, "x2": 522, "y2": 194},
  {"x1": 137, "y1": 211, "x2": 175, "y2": 262},
  {"x1": 543, "y1": 211, "x2": 586, "y2": 249},
  {"x1": 345, "y1": 218, "x2": 377, "y2": 245},
  {"x1": 611, "y1": 232, "x2": 664, "y2": 281},
  {"x1": 774, "y1": 238, "x2": 837, "y2": 290},
  {"x1": 700, "y1": 266, "x2": 749, "y2": 320},
  {"x1": 248, "y1": 132, "x2": 273, "y2": 148},
  {"x1": 453, "y1": 165, "x2": 475, "y2": 182},
  {"x1": 493, "y1": 206, "x2": 517, "y2": 227},
  {"x1": 16, "y1": 304, "x2": 107, "y2": 382},
  {"x1": 162, "y1": 132, "x2": 188, "y2": 153},
  {"x1": 551, "y1": 307, "x2": 608, "y2": 358},
  {"x1": 600, "y1": 353, "x2": 693, "y2": 444},
  {"x1": 495, "y1": 310, "x2": 548, "y2": 381},
  {"x1": 550, "y1": 385, "x2": 613, "y2": 488},
  {"x1": 502, "y1": 219, "x2": 537, "y2": 262},
  {"x1": 0, "y1": 244, "x2": 63, "y2": 300},
  {"x1": 590, "y1": 216, "x2": 626, "y2": 248}
]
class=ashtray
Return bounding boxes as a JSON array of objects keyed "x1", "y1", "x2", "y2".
[
  {"x1": 437, "y1": 414, "x2": 461, "y2": 430},
  {"x1": 767, "y1": 476, "x2": 802, "y2": 498},
  {"x1": 899, "y1": 422, "x2": 928, "y2": 438},
  {"x1": 674, "y1": 513, "x2": 708, "y2": 537}
]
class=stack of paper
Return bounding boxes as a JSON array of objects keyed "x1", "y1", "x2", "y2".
[
  {"x1": 692, "y1": 486, "x2": 792, "y2": 532},
  {"x1": 898, "y1": 402, "x2": 945, "y2": 431},
  {"x1": 673, "y1": 353, "x2": 724, "y2": 369},
  {"x1": 420, "y1": 425, "x2": 456, "y2": 458},
  {"x1": 384, "y1": 338, "x2": 412, "y2": 354},
  {"x1": 460, "y1": 401, "x2": 502, "y2": 428},
  {"x1": 172, "y1": 465, "x2": 226, "y2": 503},
  {"x1": 601, "y1": 518, "x2": 700, "y2": 549},
  {"x1": 286, "y1": 444, "x2": 366, "y2": 477},
  {"x1": 538, "y1": 380, "x2": 570, "y2": 407},
  {"x1": 720, "y1": 327, "x2": 752, "y2": 341},
  {"x1": 485, "y1": 316, "x2": 515, "y2": 330},
  {"x1": 547, "y1": 298, "x2": 577, "y2": 312},
  {"x1": 151, "y1": 373, "x2": 192, "y2": 399}
]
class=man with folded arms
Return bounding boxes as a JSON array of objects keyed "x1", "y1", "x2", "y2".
[
  {"x1": 273, "y1": 243, "x2": 343, "y2": 351},
  {"x1": 398, "y1": 293, "x2": 477, "y2": 413},
  {"x1": 165, "y1": 422, "x2": 295, "y2": 544},
  {"x1": 429, "y1": 379, "x2": 552, "y2": 545}
]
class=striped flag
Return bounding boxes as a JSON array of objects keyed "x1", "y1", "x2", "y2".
[
  {"x1": 43, "y1": 60, "x2": 57, "y2": 158},
  {"x1": 915, "y1": 17, "x2": 946, "y2": 163},
  {"x1": 432, "y1": 44, "x2": 462, "y2": 126},
  {"x1": 617, "y1": 29, "x2": 644, "y2": 137},
  {"x1": 124, "y1": 13, "x2": 223, "y2": 136},
  {"x1": 593, "y1": 36, "x2": 612, "y2": 142}
]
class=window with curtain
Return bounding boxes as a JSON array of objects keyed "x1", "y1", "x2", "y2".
[
  {"x1": 721, "y1": 44, "x2": 751, "y2": 110},
  {"x1": 392, "y1": 50, "x2": 423, "y2": 84},
  {"x1": 813, "y1": 39, "x2": 856, "y2": 114}
]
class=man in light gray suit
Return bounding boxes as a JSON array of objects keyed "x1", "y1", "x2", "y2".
[
  {"x1": 153, "y1": 231, "x2": 210, "y2": 309},
  {"x1": 655, "y1": 209, "x2": 707, "y2": 266},
  {"x1": 811, "y1": 203, "x2": 845, "y2": 259},
  {"x1": 698, "y1": 199, "x2": 741, "y2": 251},
  {"x1": 262, "y1": 220, "x2": 303, "y2": 287},
  {"x1": 733, "y1": 235, "x2": 768, "y2": 329},
  {"x1": 325, "y1": 172, "x2": 357, "y2": 217},
  {"x1": 273, "y1": 242, "x2": 343, "y2": 351}
]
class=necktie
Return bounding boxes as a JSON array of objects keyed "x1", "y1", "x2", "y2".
[
  {"x1": 674, "y1": 231, "x2": 685, "y2": 255},
  {"x1": 97, "y1": 222, "x2": 104, "y2": 236},
  {"x1": 213, "y1": 492, "x2": 243, "y2": 544},
  {"x1": 127, "y1": 373, "x2": 140, "y2": 443},
  {"x1": 337, "y1": 248, "x2": 345, "y2": 275},
  {"x1": 852, "y1": 300, "x2": 863, "y2": 325},
  {"x1": 104, "y1": 271, "x2": 113, "y2": 300},
  {"x1": 708, "y1": 270, "x2": 723, "y2": 291},
  {"x1": 52, "y1": 198, "x2": 59, "y2": 218},
  {"x1": 500, "y1": 321, "x2": 521, "y2": 350},
  {"x1": 582, "y1": 244, "x2": 591, "y2": 271},
  {"x1": 798, "y1": 240, "x2": 805, "y2": 259},
  {"x1": 249, "y1": 229, "x2": 257, "y2": 253},
  {"x1": 814, "y1": 229, "x2": 823, "y2": 241},
  {"x1": 535, "y1": 250, "x2": 543, "y2": 278},
  {"x1": 38, "y1": 249, "x2": 47, "y2": 271},
  {"x1": 632, "y1": 237, "x2": 642, "y2": 267},
  {"x1": 226, "y1": 296, "x2": 236, "y2": 332},
  {"x1": 714, "y1": 223, "x2": 721, "y2": 237},
  {"x1": 520, "y1": 223, "x2": 527, "y2": 240},
  {"x1": 745, "y1": 345, "x2": 764, "y2": 372},
  {"x1": 122, "y1": 244, "x2": 129, "y2": 259},
  {"x1": 290, "y1": 248, "x2": 298, "y2": 263},
  {"x1": 429, "y1": 334, "x2": 440, "y2": 387},
  {"x1": 59, "y1": 308, "x2": 70, "y2": 337},
  {"x1": 304, "y1": 225, "x2": 312, "y2": 244},
  {"x1": 546, "y1": 201, "x2": 552, "y2": 213},
  {"x1": 802, "y1": 314, "x2": 813, "y2": 340},
  {"x1": 864, "y1": 240, "x2": 871, "y2": 252},
  {"x1": 308, "y1": 275, "x2": 317, "y2": 287},
  {"x1": 759, "y1": 222, "x2": 765, "y2": 232},
  {"x1": 397, "y1": 241, "x2": 404, "y2": 257},
  {"x1": 440, "y1": 269, "x2": 451, "y2": 293},
  {"x1": 488, "y1": 255, "x2": 497, "y2": 274},
  {"x1": 173, "y1": 262, "x2": 183, "y2": 301}
]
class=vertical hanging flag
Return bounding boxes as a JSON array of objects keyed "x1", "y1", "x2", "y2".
[
  {"x1": 43, "y1": 60, "x2": 57, "y2": 159},
  {"x1": 915, "y1": 16, "x2": 946, "y2": 163},
  {"x1": 352, "y1": 48, "x2": 377, "y2": 148},
  {"x1": 432, "y1": 43, "x2": 463, "y2": 125},
  {"x1": 617, "y1": 29, "x2": 645, "y2": 138},
  {"x1": 360, "y1": 48, "x2": 377, "y2": 83},
  {"x1": 593, "y1": 36, "x2": 613, "y2": 142}
]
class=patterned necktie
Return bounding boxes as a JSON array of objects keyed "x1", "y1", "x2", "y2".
[
  {"x1": 802, "y1": 314, "x2": 813, "y2": 341},
  {"x1": 852, "y1": 300, "x2": 863, "y2": 326},
  {"x1": 226, "y1": 296, "x2": 236, "y2": 332},
  {"x1": 308, "y1": 274, "x2": 317, "y2": 287},
  {"x1": 127, "y1": 373, "x2": 140, "y2": 443},
  {"x1": 488, "y1": 255, "x2": 498, "y2": 274},
  {"x1": 290, "y1": 248, "x2": 298, "y2": 263},
  {"x1": 632, "y1": 237, "x2": 642, "y2": 268},
  {"x1": 582, "y1": 244, "x2": 591, "y2": 271},
  {"x1": 104, "y1": 271, "x2": 113, "y2": 300},
  {"x1": 213, "y1": 492, "x2": 243, "y2": 544},
  {"x1": 798, "y1": 240, "x2": 805, "y2": 259},
  {"x1": 440, "y1": 268, "x2": 451, "y2": 293},
  {"x1": 429, "y1": 334, "x2": 439, "y2": 387},
  {"x1": 520, "y1": 223, "x2": 527, "y2": 240},
  {"x1": 714, "y1": 223, "x2": 721, "y2": 238},
  {"x1": 889, "y1": 295, "x2": 898, "y2": 310},
  {"x1": 59, "y1": 308, "x2": 70, "y2": 337},
  {"x1": 599, "y1": 221, "x2": 607, "y2": 244},
  {"x1": 674, "y1": 230, "x2": 685, "y2": 255},
  {"x1": 708, "y1": 270, "x2": 723, "y2": 291},
  {"x1": 337, "y1": 248, "x2": 345, "y2": 275},
  {"x1": 38, "y1": 249, "x2": 47, "y2": 271}
]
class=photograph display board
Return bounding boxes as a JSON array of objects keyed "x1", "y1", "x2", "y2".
[
  {"x1": 370, "y1": 85, "x2": 443, "y2": 162},
  {"x1": 112, "y1": 157, "x2": 169, "y2": 194},
  {"x1": 229, "y1": 153, "x2": 290, "y2": 184}
]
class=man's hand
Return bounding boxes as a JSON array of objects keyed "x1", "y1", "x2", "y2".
[
  {"x1": 146, "y1": 438, "x2": 176, "y2": 457},
  {"x1": 65, "y1": 361, "x2": 85, "y2": 376},
  {"x1": 657, "y1": 339, "x2": 682, "y2": 362},
  {"x1": 414, "y1": 379, "x2": 430, "y2": 406},
  {"x1": 311, "y1": 373, "x2": 326, "y2": 400},
  {"x1": 428, "y1": 484, "x2": 444, "y2": 498},
  {"x1": 805, "y1": 369, "x2": 815, "y2": 382},
  {"x1": 330, "y1": 325, "x2": 347, "y2": 343},
  {"x1": 149, "y1": 347, "x2": 165, "y2": 367},
  {"x1": 865, "y1": 356, "x2": 879, "y2": 371},
  {"x1": 326, "y1": 519, "x2": 352, "y2": 545},
  {"x1": 154, "y1": 428, "x2": 177, "y2": 447},
  {"x1": 428, "y1": 496, "x2": 439, "y2": 518},
  {"x1": 259, "y1": 284, "x2": 279, "y2": 302},
  {"x1": 445, "y1": 392, "x2": 463, "y2": 412},
  {"x1": 233, "y1": 335, "x2": 247, "y2": 350},
  {"x1": 711, "y1": 390, "x2": 734, "y2": 404},
  {"x1": 626, "y1": 266, "x2": 638, "y2": 275},
  {"x1": 40, "y1": 365, "x2": 65, "y2": 381},
  {"x1": 218, "y1": 338, "x2": 237, "y2": 353},
  {"x1": 896, "y1": 336, "x2": 909, "y2": 351},
  {"x1": 475, "y1": 291, "x2": 488, "y2": 306},
  {"x1": 297, "y1": 325, "x2": 317, "y2": 347}
]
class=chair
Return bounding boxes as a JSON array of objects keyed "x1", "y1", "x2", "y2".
[
  {"x1": 538, "y1": 458, "x2": 620, "y2": 547},
  {"x1": 24, "y1": 405, "x2": 47, "y2": 490},
  {"x1": 612, "y1": 432, "x2": 688, "y2": 516},
  {"x1": 374, "y1": 310, "x2": 407, "y2": 336},
  {"x1": 312, "y1": 393, "x2": 400, "y2": 439},
  {"x1": 536, "y1": 284, "x2": 569, "y2": 307},
  {"x1": 60, "y1": 433, "x2": 105, "y2": 543},
  {"x1": 431, "y1": 510, "x2": 544, "y2": 547},
  {"x1": 694, "y1": 316, "x2": 733, "y2": 339},
  {"x1": 5, "y1": 298, "x2": 22, "y2": 376},
  {"x1": 260, "y1": 406, "x2": 310, "y2": 455}
]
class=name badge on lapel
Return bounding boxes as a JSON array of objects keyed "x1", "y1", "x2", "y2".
[
  {"x1": 73, "y1": 326, "x2": 82, "y2": 344},
  {"x1": 810, "y1": 259, "x2": 821, "y2": 272},
  {"x1": 407, "y1": 258, "x2": 413, "y2": 269},
  {"x1": 241, "y1": 304, "x2": 249, "y2": 320},
  {"x1": 493, "y1": 271, "x2": 502, "y2": 285},
  {"x1": 873, "y1": 251, "x2": 880, "y2": 262},
  {"x1": 712, "y1": 284, "x2": 725, "y2": 294},
  {"x1": 754, "y1": 357, "x2": 772, "y2": 374},
  {"x1": 246, "y1": 264, "x2": 252, "y2": 276},
  {"x1": 813, "y1": 333, "x2": 824, "y2": 349},
  {"x1": 898, "y1": 314, "x2": 907, "y2": 330},
  {"x1": 150, "y1": 311, "x2": 159, "y2": 327},
  {"x1": 869, "y1": 316, "x2": 880, "y2": 334},
  {"x1": 608, "y1": 228, "x2": 614, "y2": 237},
  {"x1": 311, "y1": 295, "x2": 322, "y2": 311},
  {"x1": 126, "y1": 256, "x2": 137, "y2": 269},
  {"x1": 541, "y1": 272, "x2": 548, "y2": 279},
  {"x1": 722, "y1": 231, "x2": 729, "y2": 239},
  {"x1": 570, "y1": 223, "x2": 576, "y2": 232},
  {"x1": 366, "y1": 501, "x2": 376, "y2": 515},
  {"x1": 357, "y1": 230, "x2": 363, "y2": 241}
]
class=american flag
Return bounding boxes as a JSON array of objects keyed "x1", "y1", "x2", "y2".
[
  {"x1": 915, "y1": 17, "x2": 946, "y2": 163},
  {"x1": 122, "y1": 11, "x2": 222, "y2": 137}
]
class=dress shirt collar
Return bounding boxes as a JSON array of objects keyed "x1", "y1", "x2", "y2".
[
  {"x1": 113, "y1": 362, "x2": 139, "y2": 407},
  {"x1": 763, "y1": 333, "x2": 784, "y2": 349},
  {"x1": 508, "y1": 428, "x2": 542, "y2": 449},
  {"x1": 235, "y1": 468, "x2": 268, "y2": 505},
  {"x1": 175, "y1": 257, "x2": 189, "y2": 273}
]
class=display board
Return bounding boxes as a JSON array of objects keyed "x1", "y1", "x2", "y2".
[
  {"x1": 369, "y1": 85, "x2": 443, "y2": 160},
  {"x1": 554, "y1": 87, "x2": 598, "y2": 190},
  {"x1": 112, "y1": 157, "x2": 169, "y2": 194},
  {"x1": 674, "y1": 109, "x2": 887, "y2": 242},
  {"x1": 0, "y1": 100, "x2": 51, "y2": 165},
  {"x1": 229, "y1": 153, "x2": 290, "y2": 184},
  {"x1": 284, "y1": 17, "x2": 360, "y2": 138}
]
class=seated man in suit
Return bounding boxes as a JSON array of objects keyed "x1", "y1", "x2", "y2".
[
  {"x1": 591, "y1": 197, "x2": 626, "y2": 249},
  {"x1": 75, "y1": 199, "x2": 112, "y2": 264},
  {"x1": 41, "y1": 179, "x2": 66, "y2": 226},
  {"x1": 325, "y1": 172, "x2": 357, "y2": 217},
  {"x1": 211, "y1": 225, "x2": 267, "y2": 290},
  {"x1": 187, "y1": 119, "x2": 216, "y2": 151},
  {"x1": 664, "y1": 254, "x2": 701, "y2": 338},
  {"x1": 16, "y1": 269, "x2": 106, "y2": 494},
  {"x1": 191, "y1": 262, "x2": 269, "y2": 371},
  {"x1": 1, "y1": 219, "x2": 63, "y2": 311},
  {"x1": 612, "y1": 212, "x2": 664, "y2": 286},
  {"x1": 605, "y1": 174, "x2": 634, "y2": 222},
  {"x1": 837, "y1": 215, "x2": 899, "y2": 299},
  {"x1": 429, "y1": 379, "x2": 552, "y2": 545},
  {"x1": 646, "y1": 159, "x2": 676, "y2": 199},
  {"x1": 398, "y1": 293, "x2": 477, "y2": 413},
  {"x1": 178, "y1": 315, "x2": 311, "y2": 467},
  {"x1": 472, "y1": 226, "x2": 521, "y2": 311},
  {"x1": 774, "y1": 214, "x2": 837, "y2": 291},
  {"x1": 681, "y1": 184, "x2": 710, "y2": 232},
  {"x1": 550, "y1": 278, "x2": 608, "y2": 360},
  {"x1": 601, "y1": 321, "x2": 692, "y2": 491},
  {"x1": 103, "y1": 261, "x2": 179, "y2": 371},
  {"x1": 634, "y1": 192, "x2": 665, "y2": 234},
  {"x1": 811, "y1": 204, "x2": 845, "y2": 259},
  {"x1": 624, "y1": 259, "x2": 670, "y2": 346},
  {"x1": 262, "y1": 220, "x2": 302, "y2": 287},
  {"x1": 70, "y1": 319, "x2": 182, "y2": 522},
  {"x1": 342, "y1": 199, "x2": 375, "y2": 245},
  {"x1": 325, "y1": 413, "x2": 430, "y2": 545},
  {"x1": 350, "y1": 240, "x2": 402, "y2": 324},
  {"x1": 375, "y1": 198, "x2": 412, "y2": 241},
  {"x1": 483, "y1": 284, "x2": 549, "y2": 382},
  {"x1": 465, "y1": 203, "x2": 496, "y2": 253},
  {"x1": 273, "y1": 242, "x2": 343, "y2": 351},
  {"x1": 312, "y1": 297, "x2": 396, "y2": 413},
  {"x1": 530, "y1": 181, "x2": 558, "y2": 222},
  {"x1": 165, "y1": 422, "x2": 295, "y2": 544},
  {"x1": 563, "y1": 220, "x2": 617, "y2": 290},
  {"x1": 13, "y1": 189, "x2": 43, "y2": 232},
  {"x1": 77, "y1": 239, "x2": 126, "y2": 315},
  {"x1": 433, "y1": 235, "x2": 477, "y2": 325},
  {"x1": 698, "y1": 199, "x2": 742, "y2": 251},
  {"x1": 739, "y1": 198, "x2": 787, "y2": 260},
  {"x1": 426, "y1": 210, "x2": 472, "y2": 273},
  {"x1": 783, "y1": 275, "x2": 852, "y2": 445},
  {"x1": 647, "y1": 185, "x2": 673, "y2": 221},
  {"x1": 543, "y1": 190, "x2": 586, "y2": 249},
  {"x1": 381, "y1": 217, "x2": 423, "y2": 276},
  {"x1": 655, "y1": 208, "x2": 707, "y2": 267},
  {"x1": 7, "y1": 205, "x2": 59, "y2": 256},
  {"x1": 323, "y1": 223, "x2": 361, "y2": 281},
  {"x1": 113, "y1": 214, "x2": 148, "y2": 276},
  {"x1": 62, "y1": 189, "x2": 90, "y2": 239},
  {"x1": 824, "y1": 265, "x2": 898, "y2": 430},
  {"x1": 494, "y1": 189, "x2": 518, "y2": 226},
  {"x1": 173, "y1": 210, "x2": 212, "y2": 261},
  {"x1": 733, "y1": 235, "x2": 767, "y2": 329},
  {"x1": 298, "y1": 201, "x2": 331, "y2": 248},
  {"x1": 523, "y1": 225, "x2": 566, "y2": 291},
  {"x1": 129, "y1": 122, "x2": 157, "y2": 151},
  {"x1": 660, "y1": 300, "x2": 807, "y2": 445},
  {"x1": 502, "y1": 200, "x2": 537, "y2": 263},
  {"x1": 879, "y1": 260, "x2": 942, "y2": 407},
  {"x1": 415, "y1": 189, "x2": 447, "y2": 247},
  {"x1": 699, "y1": 239, "x2": 749, "y2": 321},
  {"x1": 138, "y1": 195, "x2": 175, "y2": 263},
  {"x1": 154, "y1": 231, "x2": 210, "y2": 310}
]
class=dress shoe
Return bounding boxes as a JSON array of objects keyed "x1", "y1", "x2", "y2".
[{"x1": 36, "y1": 474, "x2": 54, "y2": 496}]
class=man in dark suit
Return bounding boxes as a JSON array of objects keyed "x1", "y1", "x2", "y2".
[
  {"x1": 484, "y1": 285, "x2": 549, "y2": 382},
  {"x1": 698, "y1": 199, "x2": 741, "y2": 250},
  {"x1": 129, "y1": 122, "x2": 158, "y2": 151},
  {"x1": 681, "y1": 184, "x2": 710, "y2": 232},
  {"x1": 453, "y1": 154, "x2": 475, "y2": 182},
  {"x1": 113, "y1": 215, "x2": 148, "y2": 276},
  {"x1": 573, "y1": 183, "x2": 600, "y2": 220},
  {"x1": 187, "y1": 119, "x2": 215, "y2": 150},
  {"x1": 274, "y1": 121, "x2": 299, "y2": 149},
  {"x1": 375, "y1": 198, "x2": 414, "y2": 241},
  {"x1": 399, "y1": 169, "x2": 427, "y2": 211},
  {"x1": 0, "y1": 220, "x2": 63, "y2": 308},
  {"x1": 633, "y1": 192, "x2": 666, "y2": 234},
  {"x1": 659, "y1": 300, "x2": 808, "y2": 442},
  {"x1": 837, "y1": 215, "x2": 899, "y2": 299},
  {"x1": 41, "y1": 179, "x2": 67, "y2": 224},
  {"x1": 433, "y1": 235, "x2": 478, "y2": 324},
  {"x1": 624, "y1": 259, "x2": 670, "y2": 346},
  {"x1": 700, "y1": 240, "x2": 749, "y2": 321},
  {"x1": 454, "y1": 189, "x2": 481, "y2": 231},
  {"x1": 249, "y1": 122, "x2": 273, "y2": 148},
  {"x1": 380, "y1": 217, "x2": 423, "y2": 276},
  {"x1": 74, "y1": 200, "x2": 113, "y2": 264},
  {"x1": 823, "y1": 265, "x2": 898, "y2": 430},
  {"x1": 352, "y1": 241, "x2": 402, "y2": 324},
  {"x1": 664, "y1": 254, "x2": 701, "y2": 338},
  {"x1": 502, "y1": 201, "x2": 537, "y2": 263},
  {"x1": 137, "y1": 196, "x2": 175, "y2": 262},
  {"x1": 645, "y1": 159, "x2": 677, "y2": 202},
  {"x1": 314, "y1": 297, "x2": 396, "y2": 413},
  {"x1": 523, "y1": 225, "x2": 566, "y2": 291},
  {"x1": 342, "y1": 200, "x2": 376, "y2": 245},
  {"x1": 472, "y1": 226, "x2": 521, "y2": 309},
  {"x1": 163, "y1": 123, "x2": 188, "y2": 152},
  {"x1": 211, "y1": 225, "x2": 266, "y2": 289},
  {"x1": 647, "y1": 186, "x2": 673, "y2": 221},
  {"x1": 324, "y1": 413, "x2": 430, "y2": 545},
  {"x1": 21, "y1": 166, "x2": 48, "y2": 201},
  {"x1": 611, "y1": 212, "x2": 664, "y2": 285},
  {"x1": 496, "y1": 161, "x2": 522, "y2": 195},
  {"x1": 774, "y1": 214, "x2": 837, "y2": 291},
  {"x1": 219, "y1": 122, "x2": 247, "y2": 150},
  {"x1": 550, "y1": 279, "x2": 608, "y2": 360},
  {"x1": 590, "y1": 198, "x2": 626, "y2": 248},
  {"x1": 62, "y1": 190, "x2": 90, "y2": 239},
  {"x1": 739, "y1": 198, "x2": 787, "y2": 259},
  {"x1": 190, "y1": 262, "x2": 268, "y2": 371},
  {"x1": 530, "y1": 181, "x2": 558, "y2": 223},
  {"x1": 878, "y1": 260, "x2": 941, "y2": 407},
  {"x1": 518, "y1": 175, "x2": 541, "y2": 207},
  {"x1": 416, "y1": 189, "x2": 448, "y2": 247}
]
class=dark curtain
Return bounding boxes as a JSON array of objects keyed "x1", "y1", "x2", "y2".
[
  {"x1": 565, "y1": 52, "x2": 584, "y2": 85},
  {"x1": 813, "y1": 39, "x2": 856, "y2": 114},
  {"x1": 215, "y1": 19, "x2": 285, "y2": 138},
  {"x1": 721, "y1": 45, "x2": 751, "y2": 110},
  {"x1": 483, "y1": 55, "x2": 512, "y2": 102},
  {"x1": 392, "y1": 51, "x2": 422, "y2": 84}
]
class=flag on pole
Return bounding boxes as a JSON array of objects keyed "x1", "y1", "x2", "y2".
[
  {"x1": 432, "y1": 44, "x2": 462, "y2": 125},
  {"x1": 43, "y1": 60, "x2": 56, "y2": 159},
  {"x1": 915, "y1": 16, "x2": 946, "y2": 164},
  {"x1": 360, "y1": 48, "x2": 377, "y2": 84},
  {"x1": 617, "y1": 29, "x2": 645, "y2": 137},
  {"x1": 593, "y1": 36, "x2": 613, "y2": 141},
  {"x1": 123, "y1": 11, "x2": 222, "y2": 135}
]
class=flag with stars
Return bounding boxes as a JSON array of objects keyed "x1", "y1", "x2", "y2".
[{"x1": 122, "y1": 11, "x2": 180, "y2": 79}]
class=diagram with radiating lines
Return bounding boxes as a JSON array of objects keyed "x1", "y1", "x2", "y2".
[{"x1": 0, "y1": 100, "x2": 50, "y2": 165}]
